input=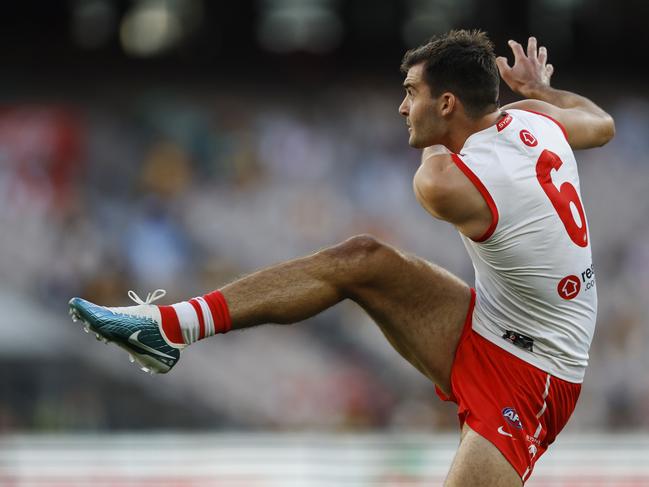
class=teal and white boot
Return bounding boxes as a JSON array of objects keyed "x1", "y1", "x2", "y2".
[{"x1": 68, "y1": 290, "x2": 183, "y2": 374}]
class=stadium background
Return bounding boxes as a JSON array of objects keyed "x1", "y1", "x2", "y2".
[{"x1": 1, "y1": 0, "x2": 648, "y2": 484}]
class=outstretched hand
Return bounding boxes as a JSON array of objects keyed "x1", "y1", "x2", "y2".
[{"x1": 496, "y1": 37, "x2": 554, "y2": 98}]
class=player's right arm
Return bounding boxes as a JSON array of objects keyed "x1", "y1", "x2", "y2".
[{"x1": 497, "y1": 37, "x2": 615, "y2": 150}]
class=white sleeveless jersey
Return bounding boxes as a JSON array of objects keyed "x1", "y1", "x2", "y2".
[{"x1": 453, "y1": 109, "x2": 597, "y2": 383}]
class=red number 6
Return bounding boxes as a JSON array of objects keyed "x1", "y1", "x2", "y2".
[{"x1": 536, "y1": 150, "x2": 588, "y2": 247}]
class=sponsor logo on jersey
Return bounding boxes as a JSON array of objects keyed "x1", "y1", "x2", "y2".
[
  {"x1": 519, "y1": 129, "x2": 538, "y2": 147},
  {"x1": 581, "y1": 263, "x2": 596, "y2": 291},
  {"x1": 502, "y1": 407, "x2": 523, "y2": 429},
  {"x1": 557, "y1": 275, "x2": 581, "y2": 300},
  {"x1": 497, "y1": 114, "x2": 513, "y2": 132},
  {"x1": 557, "y1": 264, "x2": 595, "y2": 300}
]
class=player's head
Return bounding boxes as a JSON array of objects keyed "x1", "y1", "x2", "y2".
[{"x1": 399, "y1": 29, "x2": 499, "y2": 148}]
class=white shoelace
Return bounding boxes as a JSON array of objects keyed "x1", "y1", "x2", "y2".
[{"x1": 127, "y1": 289, "x2": 167, "y2": 305}]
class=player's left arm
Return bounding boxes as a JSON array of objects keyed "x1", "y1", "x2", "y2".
[
  {"x1": 497, "y1": 37, "x2": 615, "y2": 150},
  {"x1": 413, "y1": 148, "x2": 492, "y2": 240}
]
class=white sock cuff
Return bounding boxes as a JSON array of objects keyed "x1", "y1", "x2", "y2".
[
  {"x1": 195, "y1": 297, "x2": 215, "y2": 337},
  {"x1": 171, "y1": 302, "x2": 200, "y2": 344}
]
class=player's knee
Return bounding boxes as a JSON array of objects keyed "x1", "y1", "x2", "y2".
[
  {"x1": 322, "y1": 234, "x2": 392, "y2": 290},
  {"x1": 342, "y1": 234, "x2": 385, "y2": 257},
  {"x1": 333, "y1": 234, "x2": 385, "y2": 263}
]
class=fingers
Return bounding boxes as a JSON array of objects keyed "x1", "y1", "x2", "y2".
[
  {"x1": 495, "y1": 56, "x2": 512, "y2": 80},
  {"x1": 495, "y1": 56, "x2": 511, "y2": 75},
  {"x1": 546, "y1": 64, "x2": 554, "y2": 78},
  {"x1": 538, "y1": 46, "x2": 547, "y2": 65},
  {"x1": 509, "y1": 37, "x2": 544, "y2": 62},
  {"x1": 508, "y1": 39, "x2": 526, "y2": 61},
  {"x1": 527, "y1": 36, "x2": 538, "y2": 59}
]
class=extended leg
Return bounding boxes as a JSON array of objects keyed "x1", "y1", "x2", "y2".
[
  {"x1": 70, "y1": 234, "x2": 470, "y2": 388},
  {"x1": 221, "y1": 234, "x2": 471, "y2": 390}
]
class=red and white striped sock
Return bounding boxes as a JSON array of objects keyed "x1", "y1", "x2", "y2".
[{"x1": 158, "y1": 290, "x2": 232, "y2": 346}]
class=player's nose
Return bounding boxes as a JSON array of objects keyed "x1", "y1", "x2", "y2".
[{"x1": 398, "y1": 97, "x2": 408, "y2": 117}]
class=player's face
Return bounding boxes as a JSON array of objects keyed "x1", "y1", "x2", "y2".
[{"x1": 399, "y1": 63, "x2": 445, "y2": 149}]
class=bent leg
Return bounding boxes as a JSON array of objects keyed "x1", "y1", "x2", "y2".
[
  {"x1": 445, "y1": 425, "x2": 522, "y2": 487},
  {"x1": 221, "y1": 234, "x2": 471, "y2": 391}
]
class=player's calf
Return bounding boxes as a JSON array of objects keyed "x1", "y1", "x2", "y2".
[
  {"x1": 68, "y1": 233, "x2": 463, "y2": 382},
  {"x1": 67, "y1": 234, "x2": 389, "y2": 373},
  {"x1": 218, "y1": 234, "x2": 394, "y2": 329}
]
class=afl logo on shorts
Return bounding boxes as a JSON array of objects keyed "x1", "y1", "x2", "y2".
[
  {"x1": 558, "y1": 275, "x2": 581, "y2": 300},
  {"x1": 502, "y1": 407, "x2": 523, "y2": 429},
  {"x1": 519, "y1": 130, "x2": 538, "y2": 147}
]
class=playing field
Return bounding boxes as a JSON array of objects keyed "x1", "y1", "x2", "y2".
[{"x1": 2, "y1": 433, "x2": 648, "y2": 486}]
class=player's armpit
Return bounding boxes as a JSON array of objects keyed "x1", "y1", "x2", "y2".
[
  {"x1": 503, "y1": 99, "x2": 615, "y2": 150},
  {"x1": 413, "y1": 153, "x2": 492, "y2": 240}
]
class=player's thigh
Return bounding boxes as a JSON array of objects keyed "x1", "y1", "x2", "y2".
[
  {"x1": 345, "y1": 241, "x2": 472, "y2": 391},
  {"x1": 445, "y1": 425, "x2": 522, "y2": 487}
]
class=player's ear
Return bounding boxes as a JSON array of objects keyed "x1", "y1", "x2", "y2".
[{"x1": 439, "y1": 92, "x2": 456, "y2": 116}]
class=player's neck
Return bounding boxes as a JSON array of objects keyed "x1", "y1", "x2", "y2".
[{"x1": 445, "y1": 109, "x2": 503, "y2": 154}]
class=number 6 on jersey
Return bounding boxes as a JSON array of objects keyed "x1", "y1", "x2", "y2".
[{"x1": 536, "y1": 149, "x2": 588, "y2": 247}]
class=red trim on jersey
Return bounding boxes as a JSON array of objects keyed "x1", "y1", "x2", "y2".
[
  {"x1": 159, "y1": 305, "x2": 184, "y2": 345},
  {"x1": 524, "y1": 110, "x2": 568, "y2": 141},
  {"x1": 451, "y1": 153, "x2": 499, "y2": 242},
  {"x1": 188, "y1": 298, "x2": 206, "y2": 339}
]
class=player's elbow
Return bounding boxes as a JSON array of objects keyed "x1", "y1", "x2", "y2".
[
  {"x1": 570, "y1": 111, "x2": 615, "y2": 150},
  {"x1": 590, "y1": 113, "x2": 615, "y2": 147},
  {"x1": 598, "y1": 114, "x2": 615, "y2": 146}
]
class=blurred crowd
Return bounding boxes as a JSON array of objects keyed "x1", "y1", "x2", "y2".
[{"x1": 1, "y1": 81, "x2": 648, "y2": 433}]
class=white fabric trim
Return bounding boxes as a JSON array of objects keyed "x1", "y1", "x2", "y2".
[
  {"x1": 196, "y1": 297, "x2": 214, "y2": 336},
  {"x1": 533, "y1": 374, "x2": 552, "y2": 439},
  {"x1": 172, "y1": 302, "x2": 199, "y2": 344}
]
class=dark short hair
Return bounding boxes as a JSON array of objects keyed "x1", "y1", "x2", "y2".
[{"x1": 401, "y1": 30, "x2": 499, "y2": 118}]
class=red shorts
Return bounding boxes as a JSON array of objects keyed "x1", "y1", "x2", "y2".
[{"x1": 436, "y1": 289, "x2": 582, "y2": 483}]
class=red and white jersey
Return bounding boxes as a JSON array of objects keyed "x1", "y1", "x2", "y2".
[{"x1": 453, "y1": 109, "x2": 597, "y2": 383}]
